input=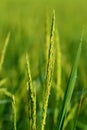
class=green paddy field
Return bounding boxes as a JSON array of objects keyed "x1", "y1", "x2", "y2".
[{"x1": 0, "y1": 0, "x2": 87, "y2": 130}]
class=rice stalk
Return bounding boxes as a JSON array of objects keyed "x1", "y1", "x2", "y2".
[
  {"x1": 0, "y1": 88, "x2": 16, "y2": 130},
  {"x1": 0, "y1": 32, "x2": 10, "y2": 71},
  {"x1": 26, "y1": 54, "x2": 36, "y2": 130},
  {"x1": 41, "y1": 10, "x2": 55, "y2": 130}
]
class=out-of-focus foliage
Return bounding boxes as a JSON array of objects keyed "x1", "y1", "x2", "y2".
[{"x1": 0, "y1": 0, "x2": 87, "y2": 130}]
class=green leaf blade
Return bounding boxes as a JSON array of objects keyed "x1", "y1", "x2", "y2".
[{"x1": 56, "y1": 41, "x2": 82, "y2": 130}]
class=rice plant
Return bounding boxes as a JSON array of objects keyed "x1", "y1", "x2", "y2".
[
  {"x1": 0, "y1": 88, "x2": 16, "y2": 130},
  {"x1": 41, "y1": 9, "x2": 55, "y2": 130},
  {"x1": 55, "y1": 33, "x2": 82, "y2": 130},
  {"x1": 0, "y1": 33, "x2": 16, "y2": 130},
  {"x1": 26, "y1": 54, "x2": 36, "y2": 130},
  {"x1": 0, "y1": 8, "x2": 86, "y2": 130}
]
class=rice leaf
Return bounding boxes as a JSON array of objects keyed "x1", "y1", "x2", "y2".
[{"x1": 56, "y1": 38, "x2": 82, "y2": 130}]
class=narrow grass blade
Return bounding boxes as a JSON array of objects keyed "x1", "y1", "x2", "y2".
[
  {"x1": 0, "y1": 89, "x2": 16, "y2": 130},
  {"x1": 56, "y1": 38, "x2": 82, "y2": 130},
  {"x1": 26, "y1": 54, "x2": 36, "y2": 130},
  {"x1": 41, "y1": 10, "x2": 55, "y2": 130},
  {"x1": 0, "y1": 33, "x2": 10, "y2": 71}
]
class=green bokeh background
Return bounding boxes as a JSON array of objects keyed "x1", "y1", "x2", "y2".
[{"x1": 0, "y1": 0, "x2": 87, "y2": 130}]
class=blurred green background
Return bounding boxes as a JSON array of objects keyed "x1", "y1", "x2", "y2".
[{"x1": 0, "y1": 0, "x2": 87, "y2": 130}]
